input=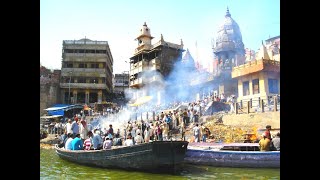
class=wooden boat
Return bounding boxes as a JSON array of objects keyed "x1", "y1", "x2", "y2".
[
  {"x1": 184, "y1": 143, "x2": 280, "y2": 168},
  {"x1": 55, "y1": 141, "x2": 188, "y2": 172}
]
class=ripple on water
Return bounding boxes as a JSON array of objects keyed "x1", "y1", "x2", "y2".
[{"x1": 40, "y1": 148, "x2": 280, "y2": 180}]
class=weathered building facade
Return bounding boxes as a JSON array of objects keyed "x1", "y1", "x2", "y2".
[
  {"x1": 113, "y1": 73, "x2": 129, "y2": 94},
  {"x1": 60, "y1": 38, "x2": 113, "y2": 105},
  {"x1": 40, "y1": 66, "x2": 61, "y2": 115},
  {"x1": 129, "y1": 22, "x2": 184, "y2": 103}
]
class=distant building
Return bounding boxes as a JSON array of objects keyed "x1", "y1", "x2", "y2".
[
  {"x1": 264, "y1": 35, "x2": 280, "y2": 61},
  {"x1": 129, "y1": 22, "x2": 184, "y2": 103},
  {"x1": 113, "y1": 73, "x2": 129, "y2": 94},
  {"x1": 59, "y1": 38, "x2": 113, "y2": 105},
  {"x1": 245, "y1": 48, "x2": 256, "y2": 62}
]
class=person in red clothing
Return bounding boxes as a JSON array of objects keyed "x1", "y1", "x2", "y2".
[
  {"x1": 83, "y1": 131, "x2": 93, "y2": 150},
  {"x1": 264, "y1": 125, "x2": 272, "y2": 140}
]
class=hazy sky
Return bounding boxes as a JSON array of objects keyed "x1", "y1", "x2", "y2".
[{"x1": 40, "y1": 0, "x2": 280, "y2": 74}]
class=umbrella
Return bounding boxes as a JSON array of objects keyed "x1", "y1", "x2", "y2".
[{"x1": 128, "y1": 96, "x2": 153, "y2": 107}]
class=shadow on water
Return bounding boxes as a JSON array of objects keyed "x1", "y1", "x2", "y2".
[{"x1": 41, "y1": 147, "x2": 280, "y2": 180}]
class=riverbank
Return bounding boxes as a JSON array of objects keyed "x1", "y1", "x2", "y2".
[{"x1": 41, "y1": 110, "x2": 280, "y2": 147}]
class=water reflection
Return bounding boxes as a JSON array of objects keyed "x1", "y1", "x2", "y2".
[{"x1": 40, "y1": 148, "x2": 280, "y2": 179}]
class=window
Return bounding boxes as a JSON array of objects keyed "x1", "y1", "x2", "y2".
[
  {"x1": 79, "y1": 63, "x2": 87, "y2": 68},
  {"x1": 91, "y1": 63, "x2": 99, "y2": 68},
  {"x1": 252, "y1": 79, "x2": 260, "y2": 94},
  {"x1": 268, "y1": 79, "x2": 279, "y2": 94},
  {"x1": 66, "y1": 63, "x2": 73, "y2": 68},
  {"x1": 90, "y1": 78, "x2": 97, "y2": 84},
  {"x1": 243, "y1": 81, "x2": 249, "y2": 96},
  {"x1": 78, "y1": 77, "x2": 86, "y2": 83}
]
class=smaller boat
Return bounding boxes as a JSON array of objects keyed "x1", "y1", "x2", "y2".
[
  {"x1": 184, "y1": 143, "x2": 280, "y2": 168},
  {"x1": 55, "y1": 141, "x2": 188, "y2": 172}
]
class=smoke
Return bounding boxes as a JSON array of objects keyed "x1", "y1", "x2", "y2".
[
  {"x1": 124, "y1": 54, "x2": 218, "y2": 110},
  {"x1": 94, "y1": 52, "x2": 219, "y2": 133}
]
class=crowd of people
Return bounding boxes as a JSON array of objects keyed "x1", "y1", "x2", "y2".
[{"x1": 46, "y1": 92, "x2": 280, "y2": 152}]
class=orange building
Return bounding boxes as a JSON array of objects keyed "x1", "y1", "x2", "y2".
[{"x1": 232, "y1": 39, "x2": 280, "y2": 107}]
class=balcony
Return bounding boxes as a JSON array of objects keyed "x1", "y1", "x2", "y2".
[
  {"x1": 232, "y1": 59, "x2": 280, "y2": 78},
  {"x1": 131, "y1": 65, "x2": 149, "y2": 74},
  {"x1": 130, "y1": 78, "x2": 143, "y2": 86},
  {"x1": 60, "y1": 83, "x2": 107, "y2": 89},
  {"x1": 61, "y1": 68, "x2": 106, "y2": 76},
  {"x1": 63, "y1": 53, "x2": 107, "y2": 62}
]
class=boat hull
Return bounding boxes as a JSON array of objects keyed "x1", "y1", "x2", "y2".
[
  {"x1": 184, "y1": 148, "x2": 280, "y2": 168},
  {"x1": 55, "y1": 141, "x2": 188, "y2": 171}
]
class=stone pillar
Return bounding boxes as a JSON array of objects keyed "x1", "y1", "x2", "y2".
[
  {"x1": 61, "y1": 90, "x2": 66, "y2": 104},
  {"x1": 247, "y1": 101, "x2": 250, "y2": 114},
  {"x1": 274, "y1": 96, "x2": 278, "y2": 111},
  {"x1": 235, "y1": 102, "x2": 238, "y2": 114},
  {"x1": 85, "y1": 90, "x2": 90, "y2": 105},
  {"x1": 98, "y1": 90, "x2": 102, "y2": 103},
  {"x1": 238, "y1": 80, "x2": 243, "y2": 98},
  {"x1": 73, "y1": 90, "x2": 77, "y2": 104},
  {"x1": 261, "y1": 99, "x2": 265, "y2": 112}
]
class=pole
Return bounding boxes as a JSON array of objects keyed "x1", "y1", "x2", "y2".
[
  {"x1": 122, "y1": 73, "x2": 124, "y2": 93},
  {"x1": 68, "y1": 71, "x2": 72, "y2": 104},
  {"x1": 68, "y1": 75, "x2": 71, "y2": 104}
]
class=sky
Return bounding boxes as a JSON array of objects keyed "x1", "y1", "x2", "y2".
[{"x1": 40, "y1": 0, "x2": 280, "y2": 74}]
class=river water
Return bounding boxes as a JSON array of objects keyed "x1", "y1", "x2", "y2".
[{"x1": 40, "y1": 148, "x2": 280, "y2": 179}]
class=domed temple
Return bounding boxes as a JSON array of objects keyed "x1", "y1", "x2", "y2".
[
  {"x1": 213, "y1": 7, "x2": 246, "y2": 76},
  {"x1": 211, "y1": 7, "x2": 246, "y2": 96}
]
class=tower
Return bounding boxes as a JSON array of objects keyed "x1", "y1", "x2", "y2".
[{"x1": 135, "y1": 22, "x2": 154, "y2": 51}]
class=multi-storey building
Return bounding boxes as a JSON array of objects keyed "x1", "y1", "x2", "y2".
[
  {"x1": 129, "y1": 22, "x2": 184, "y2": 103},
  {"x1": 60, "y1": 38, "x2": 113, "y2": 105},
  {"x1": 113, "y1": 73, "x2": 129, "y2": 94}
]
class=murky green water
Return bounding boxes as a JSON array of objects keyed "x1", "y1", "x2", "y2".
[{"x1": 40, "y1": 148, "x2": 280, "y2": 179}]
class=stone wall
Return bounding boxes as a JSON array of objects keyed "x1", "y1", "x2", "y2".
[
  {"x1": 221, "y1": 111, "x2": 280, "y2": 130},
  {"x1": 40, "y1": 82, "x2": 61, "y2": 116}
]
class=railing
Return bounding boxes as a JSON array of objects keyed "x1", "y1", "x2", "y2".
[
  {"x1": 63, "y1": 40, "x2": 108, "y2": 45},
  {"x1": 61, "y1": 68, "x2": 106, "y2": 75},
  {"x1": 63, "y1": 53, "x2": 107, "y2": 57},
  {"x1": 60, "y1": 83, "x2": 107, "y2": 89},
  {"x1": 234, "y1": 95, "x2": 280, "y2": 114}
]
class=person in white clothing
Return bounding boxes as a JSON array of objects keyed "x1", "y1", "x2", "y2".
[
  {"x1": 79, "y1": 119, "x2": 88, "y2": 140},
  {"x1": 124, "y1": 133, "x2": 134, "y2": 146},
  {"x1": 134, "y1": 132, "x2": 144, "y2": 144},
  {"x1": 103, "y1": 137, "x2": 113, "y2": 150},
  {"x1": 144, "y1": 127, "x2": 150, "y2": 143},
  {"x1": 65, "y1": 119, "x2": 73, "y2": 134}
]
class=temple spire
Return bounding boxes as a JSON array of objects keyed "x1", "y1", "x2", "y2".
[
  {"x1": 225, "y1": 6, "x2": 231, "y2": 17},
  {"x1": 160, "y1": 34, "x2": 164, "y2": 42}
]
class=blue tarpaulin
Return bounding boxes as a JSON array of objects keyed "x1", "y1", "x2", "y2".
[{"x1": 44, "y1": 104, "x2": 83, "y2": 116}]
